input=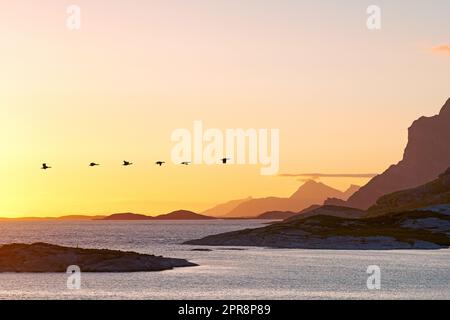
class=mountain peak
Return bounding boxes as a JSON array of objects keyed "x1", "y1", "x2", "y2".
[
  {"x1": 290, "y1": 180, "x2": 341, "y2": 199},
  {"x1": 439, "y1": 97, "x2": 450, "y2": 117},
  {"x1": 369, "y1": 166, "x2": 450, "y2": 216},
  {"x1": 343, "y1": 184, "x2": 360, "y2": 199},
  {"x1": 298, "y1": 179, "x2": 325, "y2": 189},
  {"x1": 302, "y1": 179, "x2": 321, "y2": 186},
  {"x1": 157, "y1": 210, "x2": 216, "y2": 220}
]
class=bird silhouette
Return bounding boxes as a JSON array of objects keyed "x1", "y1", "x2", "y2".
[
  {"x1": 221, "y1": 158, "x2": 231, "y2": 164},
  {"x1": 181, "y1": 161, "x2": 191, "y2": 165},
  {"x1": 155, "y1": 161, "x2": 166, "y2": 166},
  {"x1": 41, "y1": 163, "x2": 51, "y2": 170},
  {"x1": 89, "y1": 162, "x2": 100, "y2": 167},
  {"x1": 123, "y1": 161, "x2": 133, "y2": 166}
]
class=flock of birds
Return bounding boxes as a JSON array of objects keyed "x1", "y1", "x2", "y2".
[{"x1": 40, "y1": 158, "x2": 231, "y2": 170}]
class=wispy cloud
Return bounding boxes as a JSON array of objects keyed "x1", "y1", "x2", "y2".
[
  {"x1": 279, "y1": 173, "x2": 378, "y2": 179},
  {"x1": 431, "y1": 44, "x2": 450, "y2": 56}
]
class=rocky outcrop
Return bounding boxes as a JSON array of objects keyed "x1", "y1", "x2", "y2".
[
  {"x1": 367, "y1": 167, "x2": 450, "y2": 216},
  {"x1": 256, "y1": 211, "x2": 299, "y2": 220},
  {"x1": 184, "y1": 210, "x2": 450, "y2": 249},
  {"x1": 333, "y1": 98, "x2": 450, "y2": 209},
  {"x1": 0, "y1": 243, "x2": 197, "y2": 272},
  {"x1": 255, "y1": 204, "x2": 364, "y2": 220},
  {"x1": 283, "y1": 205, "x2": 365, "y2": 222},
  {"x1": 185, "y1": 167, "x2": 450, "y2": 249}
]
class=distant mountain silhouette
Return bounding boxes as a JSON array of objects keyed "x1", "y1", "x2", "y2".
[
  {"x1": 202, "y1": 197, "x2": 253, "y2": 217},
  {"x1": 259, "y1": 166, "x2": 450, "y2": 221},
  {"x1": 210, "y1": 180, "x2": 359, "y2": 218},
  {"x1": 255, "y1": 202, "x2": 365, "y2": 221},
  {"x1": 326, "y1": 98, "x2": 450, "y2": 209},
  {"x1": 284, "y1": 205, "x2": 365, "y2": 222},
  {"x1": 2, "y1": 211, "x2": 216, "y2": 221},
  {"x1": 324, "y1": 184, "x2": 360, "y2": 207},
  {"x1": 342, "y1": 185, "x2": 361, "y2": 199},
  {"x1": 256, "y1": 211, "x2": 298, "y2": 220},
  {"x1": 101, "y1": 210, "x2": 216, "y2": 220},
  {"x1": 185, "y1": 169, "x2": 450, "y2": 249},
  {"x1": 255, "y1": 205, "x2": 320, "y2": 220},
  {"x1": 102, "y1": 213, "x2": 151, "y2": 220},
  {"x1": 153, "y1": 210, "x2": 216, "y2": 220}
]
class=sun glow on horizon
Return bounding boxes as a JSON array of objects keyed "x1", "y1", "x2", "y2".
[{"x1": 1, "y1": 0, "x2": 449, "y2": 218}]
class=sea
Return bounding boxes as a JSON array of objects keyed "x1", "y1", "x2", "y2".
[{"x1": 0, "y1": 220, "x2": 448, "y2": 300}]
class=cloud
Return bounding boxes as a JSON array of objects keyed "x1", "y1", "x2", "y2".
[
  {"x1": 279, "y1": 173, "x2": 378, "y2": 179},
  {"x1": 431, "y1": 44, "x2": 450, "y2": 56}
]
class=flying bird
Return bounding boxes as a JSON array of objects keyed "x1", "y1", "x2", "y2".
[
  {"x1": 89, "y1": 162, "x2": 100, "y2": 167},
  {"x1": 41, "y1": 163, "x2": 51, "y2": 170},
  {"x1": 181, "y1": 161, "x2": 191, "y2": 165},
  {"x1": 155, "y1": 161, "x2": 166, "y2": 166},
  {"x1": 221, "y1": 158, "x2": 231, "y2": 164},
  {"x1": 123, "y1": 161, "x2": 133, "y2": 166}
]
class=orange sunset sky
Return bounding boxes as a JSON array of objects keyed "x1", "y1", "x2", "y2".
[{"x1": 0, "y1": 0, "x2": 449, "y2": 217}]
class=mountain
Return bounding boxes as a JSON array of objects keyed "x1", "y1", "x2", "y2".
[
  {"x1": 153, "y1": 210, "x2": 216, "y2": 220},
  {"x1": 256, "y1": 205, "x2": 363, "y2": 221},
  {"x1": 256, "y1": 204, "x2": 323, "y2": 220},
  {"x1": 342, "y1": 185, "x2": 361, "y2": 199},
  {"x1": 329, "y1": 98, "x2": 450, "y2": 209},
  {"x1": 219, "y1": 180, "x2": 356, "y2": 218},
  {"x1": 325, "y1": 185, "x2": 360, "y2": 207},
  {"x1": 185, "y1": 167, "x2": 450, "y2": 249},
  {"x1": 1, "y1": 211, "x2": 215, "y2": 221},
  {"x1": 289, "y1": 180, "x2": 346, "y2": 200},
  {"x1": 101, "y1": 210, "x2": 216, "y2": 220},
  {"x1": 283, "y1": 205, "x2": 365, "y2": 222},
  {"x1": 256, "y1": 211, "x2": 298, "y2": 220},
  {"x1": 367, "y1": 167, "x2": 450, "y2": 216},
  {"x1": 101, "y1": 213, "x2": 152, "y2": 220},
  {"x1": 201, "y1": 197, "x2": 252, "y2": 217},
  {"x1": 256, "y1": 203, "x2": 366, "y2": 221}
]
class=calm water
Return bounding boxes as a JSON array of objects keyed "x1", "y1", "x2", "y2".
[{"x1": 0, "y1": 220, "x2": 449, "y2": 300}]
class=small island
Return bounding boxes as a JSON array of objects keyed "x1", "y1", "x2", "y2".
[
  {"x1": 101, "y1": 210, "x2": 216, "y2": 221},
  {"x1": 0, "y1": 243, "x2": 197, "y2": 272}
]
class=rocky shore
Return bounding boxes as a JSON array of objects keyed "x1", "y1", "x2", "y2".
[
  {"x1": 0, "y1": 243, "x2": 197, "y2": 272},
  {"x1": 185, "y1": 168, "x2": 450, "y2": 250},
  {"x1": 184, "y1": 210, "x2": 450, "y2": 249}
]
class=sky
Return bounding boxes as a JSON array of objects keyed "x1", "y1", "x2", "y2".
[{"x1": 0, "y1": 0, "x2": 449, "y2": 217}]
